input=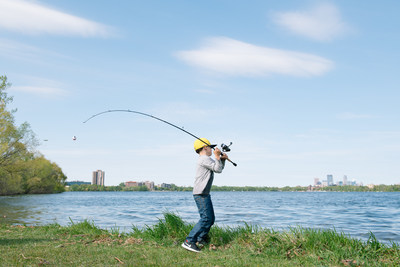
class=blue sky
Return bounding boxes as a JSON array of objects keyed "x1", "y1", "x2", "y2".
[{"x1": 1, "y1": 0, "x2": 399, "y2": 187}]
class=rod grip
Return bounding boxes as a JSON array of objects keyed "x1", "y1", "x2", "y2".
[{"x1": 221, "y1": 152, "x2": 237, "y2": 167}]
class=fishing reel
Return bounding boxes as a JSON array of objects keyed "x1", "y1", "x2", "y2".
[
  {"x1": 220, "y1": 142, "x2": 237, "y2": 166},
  {"x1": 221, "y1": 142, "x2": 233, "y2": 152}
]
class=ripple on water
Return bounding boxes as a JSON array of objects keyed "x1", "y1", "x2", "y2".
[{"x1": 1, "y1": 191, "x2": 400, "y2": 244}]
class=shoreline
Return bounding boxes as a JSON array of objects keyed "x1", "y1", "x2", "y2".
[{"x1": 1, "y1": 213, "x2": 399, "y2": 266}]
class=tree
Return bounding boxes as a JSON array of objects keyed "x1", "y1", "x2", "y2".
[
  {"x1": 22, "y1": 156, "x2": 67, "y2": 194},
  {"x1": 0, "y1": 76, "x2": 31, "y2": 194},
  {"x1": 0, "y1": 75, "x2": 66, "y2": 195},
  {"x1": 0, "y1": 76, "x2": 36, "y2": 168}
]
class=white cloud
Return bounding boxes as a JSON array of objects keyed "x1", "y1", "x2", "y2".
[
  {"x1": 272, "y1": 3, "x2": 349, "y2": 42},
  {"x1": 0, "y1": 38, "x2": 69, "y2": 61},
  {"x1": 176, "y1": 37, "x2": 333, "y2": 77},
  {"x1": 0, "y1": 0, "x2": 113, "y2": 37},
  {"x1": 0, "y1": 39, "x2": 37, "y2": 59},
  {"x1": 11, "y1": 77, "x2": 69, "y2": 97},
  {"x1": 12, "y1": 85, "x2": 68, "y2": 97}
]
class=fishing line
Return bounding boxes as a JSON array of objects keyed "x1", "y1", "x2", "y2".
[{"x1": 83, "y1": 109, "x2": 237, "y2": 166}]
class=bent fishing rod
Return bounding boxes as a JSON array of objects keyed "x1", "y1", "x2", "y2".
[{"x1": 83, "y1": 109, "x2": 237, "y2": 166}]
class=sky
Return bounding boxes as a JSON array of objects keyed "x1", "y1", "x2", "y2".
[{"x1": 1, "y1": 0, "x2": 399, "y2": 187}]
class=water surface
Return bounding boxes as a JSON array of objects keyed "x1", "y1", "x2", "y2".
[{"x1": 1, "y1": 191, "x2": 399, "y2": 244}]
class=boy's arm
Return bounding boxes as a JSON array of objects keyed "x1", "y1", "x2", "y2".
[
  {"x1": 215, "y1": 147, "x2": 228, "y2": 164},
  {"x1": 200, "y1": 150, "x2": 225, "y2": 173},
  {"x1": 201, "y1": 158, "x2": 224, "y2": 173}
]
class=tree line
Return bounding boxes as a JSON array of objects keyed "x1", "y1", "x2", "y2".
[
  {"x1": 0, "y1": 76, "x2": 66, "y2": 195},
  {"x1": 211, "y1": 185, "x2": 400, "y2": 192},
  {"x1": 311, "y1": 184, "x2": 400, "y2": 192},
  {"x1": 67, "y1": 183, "x2": 193, "y2": 192},
  {"x1": 67, "y1": 184, "x2": 400, "y2": 192}
]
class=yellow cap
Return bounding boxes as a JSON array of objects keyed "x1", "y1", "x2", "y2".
[{"x1": 194, "y1": 138, "x2": 216, "y2": 152}]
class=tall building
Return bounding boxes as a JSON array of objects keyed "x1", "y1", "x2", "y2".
[
  {"x1": 92, "y1": 170, "x2": 105, "y2": 186},
  {"x1": 327, "y1": 174, "x2": 333, "y2": 186},
  {"x1": 144, "y1": 181, "x2": 154, "y2": 190},
  {"x1": 314, "y1": 178, "x2": 320, "y2": 186},
  {"x1": 343, "y1": 175, "x2": 348, "y2": 185}
]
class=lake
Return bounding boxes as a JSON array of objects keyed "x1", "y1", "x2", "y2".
[{"x1": 1, "y1": 191, "x2": 399, "y2": 244}]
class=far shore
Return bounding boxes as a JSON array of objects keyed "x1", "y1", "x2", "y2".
[{"x1": 65, "y1": 183, "x2": 400, "y2": 193}]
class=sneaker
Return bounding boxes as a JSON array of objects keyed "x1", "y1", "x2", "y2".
[
  {"x1": 197, "y1": 235, "x2": 210, "y2": 246},
  {"x1": 181, "y1": 239, "x2": 201, "y2": 253}
]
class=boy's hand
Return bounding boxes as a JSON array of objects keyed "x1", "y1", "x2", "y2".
[
  {"x1": 214, "y1": 148, "x2": 229, "y2": 161},
  {"x1": 220, "y1": 153, "x2": 229, "y2": 161},
  {"x1": 214, "y1": 148, "x2": 222, "y2": 160}
]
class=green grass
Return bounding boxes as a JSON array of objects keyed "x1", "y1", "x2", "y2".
[{"x1": 1, "y1": 212, "x2": 399, "y2": 266}]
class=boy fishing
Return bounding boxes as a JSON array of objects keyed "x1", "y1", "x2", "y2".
[{"x1": 182, "y1": 138, "x2": 228, "y2": 253}]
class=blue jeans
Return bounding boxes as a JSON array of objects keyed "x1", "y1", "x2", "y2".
[{"x1": 186, "y1": 194, "x2": 215, "y2": 244}]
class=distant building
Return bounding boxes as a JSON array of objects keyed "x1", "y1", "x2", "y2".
[
  {"x1": 343, "y1": 175, "x2": 348, "y2": 185},
  {"x1": 160, "y1": 183, "x2": 173, "y2": 189},
  {"x1": 311, "y1": 175, "x2": 363, "y2": 188},
  {"x1": 125, "y1": 181, "x2": 138, "y2": 187},
  {"x1": 92, "y1": 170, "x2": 105, "y2": 186},
  {"x1": 327, "y1": 175, "x2": 333, "y2": 186},
  {"x1": 144, "y1": 181, "x2": 154, "y2": 190},
  {"x1": 125, "y1": 180, "x2": 154, "y2": 190}
]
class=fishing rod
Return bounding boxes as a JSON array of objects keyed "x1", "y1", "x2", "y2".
[{"x1": 83, "y1": 109, "x2": 237, "y2": 166}]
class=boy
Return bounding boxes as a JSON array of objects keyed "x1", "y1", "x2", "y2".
[{"x1": 182, "y1": 138, "x2": 228, "y2": 253}]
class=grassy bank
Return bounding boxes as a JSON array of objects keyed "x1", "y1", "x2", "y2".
[{"x1": 1, "y1": 213, "x2": 399, "y2": 266}]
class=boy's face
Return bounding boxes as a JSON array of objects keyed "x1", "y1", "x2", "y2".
[{"x1": 204, "y1": 146, "x2": 212, "y2": 156}]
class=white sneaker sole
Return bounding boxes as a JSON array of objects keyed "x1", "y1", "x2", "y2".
[{"x1": 181, "y1": 243, "x2": 201, "y2": 253}]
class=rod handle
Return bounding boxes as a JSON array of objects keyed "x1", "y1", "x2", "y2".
[
  {"x1": 221, "y1": 152, "x2": 237, "y2": 167},
  {"x1": 228, "y1": 159, "x2": 237, "y2": 166}
]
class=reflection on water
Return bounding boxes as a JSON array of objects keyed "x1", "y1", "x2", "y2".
[{"x1": 1, "y1": 191, "x2": 399, "y2": 244}]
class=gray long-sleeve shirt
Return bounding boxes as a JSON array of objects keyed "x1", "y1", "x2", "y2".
[{"x1": 192, "y1": 155, "x2": 225, "y2": 195}]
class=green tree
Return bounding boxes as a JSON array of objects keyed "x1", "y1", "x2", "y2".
[
  {"x1": 0, "y1": 75, "x2": 66, "y2": 195},
  {"x1": 0, "y1": 76, "x2": 35, "y2": 194},
  {"x1": 22, "y1": 156, "x2": 67, "y2": 194},
  {"x1": 0, "y1": 76, "x2": 36, "y2": 167}
]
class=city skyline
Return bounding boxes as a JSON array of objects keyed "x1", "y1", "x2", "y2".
[
  {"x1": 74, "y1": 172, "x2": 377, "y2": 188},
  {"x1": 314, "y1": 174, "x2": 363, "y2": 187}
]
